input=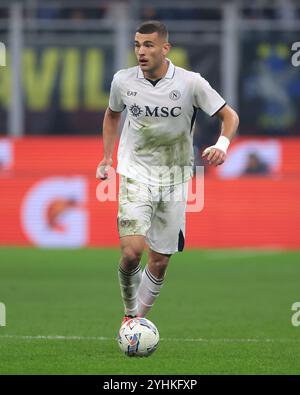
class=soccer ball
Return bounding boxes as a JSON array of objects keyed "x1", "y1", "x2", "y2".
[{"x1": 117, "y1": 317, "x2": 159, "y2": 357}]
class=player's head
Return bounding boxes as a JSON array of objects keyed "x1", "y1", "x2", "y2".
[{"x1": 134, "y1": 21, "x2": 171, "y2": 74}]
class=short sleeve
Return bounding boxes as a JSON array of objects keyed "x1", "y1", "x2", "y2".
[
  {"x1": 193, "y1": 73, "x2": 226, "y2": 116},
  {"x1": 108, "y1": 73, "x2": 125, "y2": 112}
]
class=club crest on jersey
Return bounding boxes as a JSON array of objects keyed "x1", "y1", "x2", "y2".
[
  {"x1": 129, "y1": 103, "x2": 143, "y2": 117},
  {"x1": 169, "y1": 90, "x2": 181, "y2": 101}
]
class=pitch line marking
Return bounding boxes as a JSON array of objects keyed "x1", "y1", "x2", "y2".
[{"x1": 0, "y1": 335, "x2": 299, "y2": 343}]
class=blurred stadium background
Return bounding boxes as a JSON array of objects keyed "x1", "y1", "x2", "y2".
[
  {"x1": 0, "y1": 0, "x2": 300, "y2": 248},
  {"x1": 0, "y1": 0, "x2": 300, "y2": 375}
]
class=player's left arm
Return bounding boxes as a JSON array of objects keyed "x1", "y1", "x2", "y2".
[{"x1": 202, "y1": 104, "x2": 239, "y2": 166}]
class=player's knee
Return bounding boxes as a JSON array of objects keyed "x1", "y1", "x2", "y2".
[
  {"x1": 148, "y1": 256, "x2": 169, "y2": 279},
  {"x1": 121, "y1": 246, "x2": 143, "y2": 271}
]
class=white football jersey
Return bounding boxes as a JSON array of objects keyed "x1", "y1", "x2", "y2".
[{"x1": 109, "y1": 59, "x2": 226, "y2": 186}]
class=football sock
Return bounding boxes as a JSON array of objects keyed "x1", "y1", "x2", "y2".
[
  {"x1": 137, "y1": 265, "x2": 164, "y2": 317},
  {"x1": 118, "y1": 264, "x2": 142, "y2": 317}
]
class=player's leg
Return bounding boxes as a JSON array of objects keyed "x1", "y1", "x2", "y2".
[
  {"x1": 137, "y1": 249, "x2": 171, "y2": 317},
  {"x1": 137, "y1": 181, "x2": 188, "y2": 317},
  {"x1": 117, "y1": 175, "x2": 152, "y2": 319},
  {"x1": 118, "y1": 235, "x2": 145, "y2": 318},
  {"x1": 138, "y1": 183, "x2": 188, "y2": 317}
]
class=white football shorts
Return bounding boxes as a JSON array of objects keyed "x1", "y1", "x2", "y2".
[{"x1": 117, "y1": 175, "x2": 188, "y2": 255}]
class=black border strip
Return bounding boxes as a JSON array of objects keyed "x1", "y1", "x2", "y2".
[
  {"x1": 145, "y1": 267, "x2": 164, "y2": 285},
  {"x1": 119, "y1": 265, "x2": 141, "y2": 277},
  {"x1": 210, "y1": 101, "x2": 226, "y2": 117},
  {"x1": 108, "y1": 105, "x2": 126, "y2": 113},
  {"x1": 190, "y1": 106, "x2": 198, "y2": 133}
]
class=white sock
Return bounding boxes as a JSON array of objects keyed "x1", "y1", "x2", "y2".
[
  {"x1": 137, "y1": 265, "x2": 164, "y2": 317},
  {"x1": 118, "y1": 264, "x2": 142, "y2": 316}
]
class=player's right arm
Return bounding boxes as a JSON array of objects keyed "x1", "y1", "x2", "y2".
[{"x1": 96, "y1": 107, "x2": 121, "y2": 180}]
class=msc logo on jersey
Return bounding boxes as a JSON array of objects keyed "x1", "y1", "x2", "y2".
[
  {"x1": 129, "y1": 103, "x2": 182, "y2": 118},
  {"x1": 129, "y1": 104, "x2": 143, "y2": 117}
]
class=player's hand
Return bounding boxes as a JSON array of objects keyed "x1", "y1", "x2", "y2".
[
  {"x1": 96, "y1": 158, "x2": 113, "y2": 180},
  {"x1": 202, "y1": 146, "x2": 226, "y2": 166}
]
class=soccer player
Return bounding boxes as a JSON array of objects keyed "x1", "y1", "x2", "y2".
[{"x1": 96, "y1": 21, "x2": 239, "y2": 324}]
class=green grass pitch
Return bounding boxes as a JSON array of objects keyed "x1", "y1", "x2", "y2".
[{"x1": 0, "y1": 247, "x2": 300, "y2": 375}]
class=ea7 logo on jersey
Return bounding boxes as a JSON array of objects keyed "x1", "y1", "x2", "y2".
[{"x1": 127, "y1": 91, "x2": 137, "y2": 96}]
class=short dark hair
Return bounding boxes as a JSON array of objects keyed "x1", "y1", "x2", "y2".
[{"x1": 136, "y1": 21, "x2": 169, "y2": 42}]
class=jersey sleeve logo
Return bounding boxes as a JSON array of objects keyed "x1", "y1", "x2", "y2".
[
  {"x1": 129, "y1": 103, "x2": 143, "y2": 117},
  {"x1": 127, "y1": 91, "x2": 138, "y2": 96},
  {"x1": 169, "y1": 90, "x2": 181, "y2": 101}
]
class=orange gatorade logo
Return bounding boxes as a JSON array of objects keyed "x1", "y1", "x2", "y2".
[
  {"x1": 21, "y1": 177, "x2": 88, "y2": 247},
  {"x1": 47, "y1": 198, "x2": 79, "y2": 232}
]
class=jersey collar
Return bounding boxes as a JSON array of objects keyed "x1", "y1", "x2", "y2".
[{"x1": 137, "y1": 59, "x2": 175, "y2": 80}]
